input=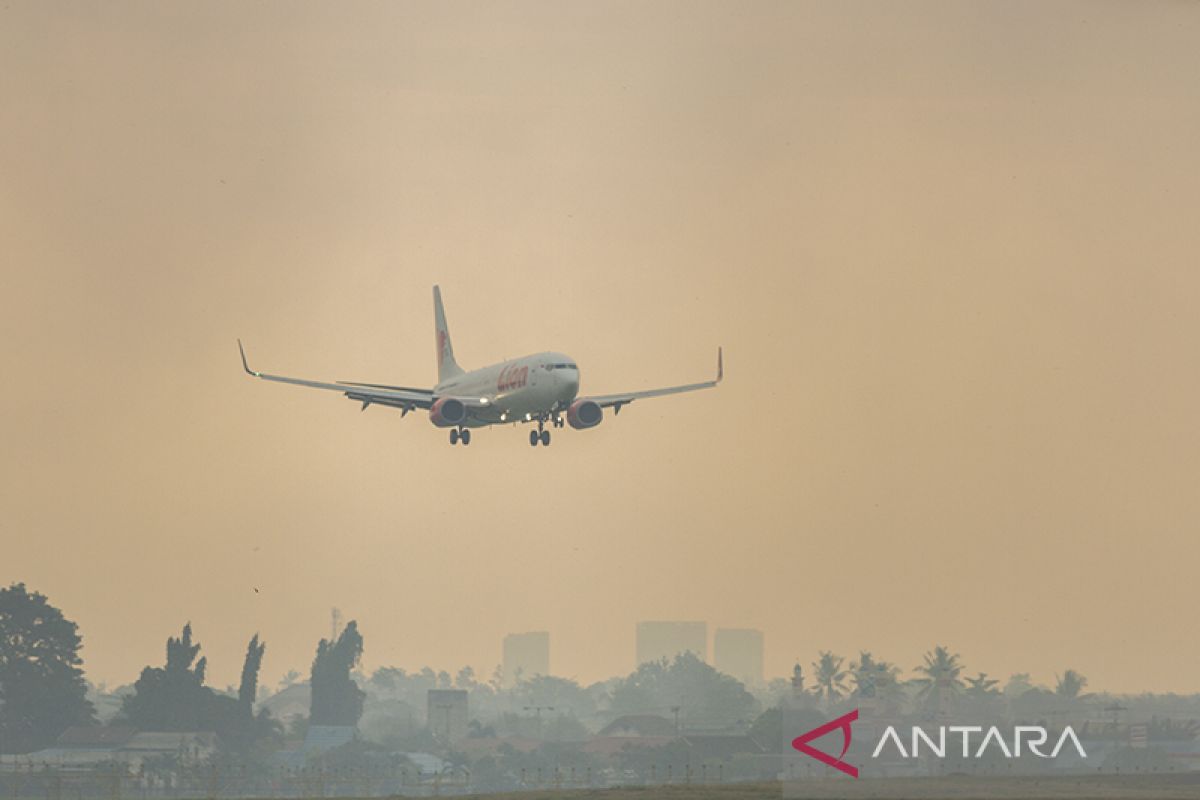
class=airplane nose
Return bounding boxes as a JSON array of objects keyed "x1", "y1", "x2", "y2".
[{"x1": 560, "y1": 371, "x2": 580, "y2": 399}]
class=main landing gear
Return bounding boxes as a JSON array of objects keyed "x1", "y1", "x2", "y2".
[
  {"x1": 449, "y1": 427, "x2": 471, "y2": 446},
  {"x1": 529, "y1": 419, "x2": 552, "y2": 447}
]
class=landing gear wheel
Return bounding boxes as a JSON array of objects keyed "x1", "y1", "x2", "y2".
[
  {"x1": 540, "y1": 430, "x2": 551, "y2": 446},
  {"x1": 460, "y1": 429, "x2": 471, "y2": 445},
  {"x1": 529, "y1": 430, "x2": 539, "y2": 447},
  {"x1": 449, "y1": 429, "x2": 459, "y2": 445}
]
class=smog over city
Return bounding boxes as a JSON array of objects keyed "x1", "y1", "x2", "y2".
[{"x1": 2, "y1": 2, "x2": 1199, "y2": 798}]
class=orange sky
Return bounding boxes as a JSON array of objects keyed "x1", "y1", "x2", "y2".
[{"x1": 2, "y1": 1, "x2": 1198, "y2": 695}]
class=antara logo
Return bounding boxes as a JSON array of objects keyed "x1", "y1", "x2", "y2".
[
  {"x1": 871, "y1": 725, "x2": 1088, "y2": 760},
  {"x1": 437, "y1": 330, "x2": 448, "y2": 367},
  {"x1": 790, "y1": 710, "x2": 1088, "y2": 779},
  {"x1": 792, "y1": 709, "x2": 859, "y2": 778}
]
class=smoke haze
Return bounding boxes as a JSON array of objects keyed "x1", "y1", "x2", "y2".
[{"x1": 1, "y1": 1, "x2": 1198, "y2": 693}]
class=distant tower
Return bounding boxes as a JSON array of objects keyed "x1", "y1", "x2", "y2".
[
  {"x1": 330, "y1": 608, "x2": 343, "y2": 642},
  {"x1": 791, "y1": 662, "x2": 806, "y2": 699},
  {"x1": 427, "y1": 689, "x2": 469, "y2": 742},
  {"x1": 635, "y1": 621, "x2": 707, "y2": 667},
  {"x1": 502, "y1": 632, "x2": 550, "y2": 688},
  {"x1": 713, "y1": 628, "x2": 764, "y2": 687}
]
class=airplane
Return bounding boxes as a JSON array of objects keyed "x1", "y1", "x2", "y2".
[{"x1": 238, "y1": 286, "x2": 721, "y2": 447}]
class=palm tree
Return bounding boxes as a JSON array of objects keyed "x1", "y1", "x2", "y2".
[
  {"x1": 1003, "y1": 673, "x2": 1034, "y2": 698},
  {"x1": 965, "y1": 672, "x2": 999, "y2": 699},
  {"x1": 850, "y1": 651, "x2": 901, "y2": 699},
  {"x1": 811, "y1": 651, "x2": 848, "y2": 707},
  {"x1": 850, "y1": 651, "x2": 878, "y2": 697},
  {"x1": 912, "y1": 646, "x2": 965, "y2": 715}
]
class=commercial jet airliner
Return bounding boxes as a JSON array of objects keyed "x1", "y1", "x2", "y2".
[{"x1": 239, "y1": 286, "x2": 721, "y2": 447}]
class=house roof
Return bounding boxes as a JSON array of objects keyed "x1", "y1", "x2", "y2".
[
  {"x1": 16, "y1": 748, "x2": 125, "y2": 767},
  {"x1": 56, "y1": 727, "x2": 137, "y2": 748},
  {"x1": 679, "y1": 735, "x2": 764, "y2": 759},
  {"x1": 599, "y1": 715, "x2": 676, "y2": 737},
  {"x1": 581, "y1": 736, "x2": 674, "y2": 756},
  {"x1": 260, "y1": 684, "x2": 311, "y2": 719},
  {"x1": 399, "y1": 752, "x2": 449, "y2": 775},
  {"x1": 453, "y1": 737, "x2": 542, "y2": 758},
  {"x1": 123, "y1": 732, "x2": 217, "y2": 753},
  {"x1": 303, "y1": 725, "x2": 356, "y2": 753}
]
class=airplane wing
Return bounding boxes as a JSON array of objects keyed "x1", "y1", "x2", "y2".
[
  {"x1": 582, "y1": 347, "x2": 722, "y2": 414},
  {"x1": 238, "y1": 340, "x2": 488, "y2": 414}
]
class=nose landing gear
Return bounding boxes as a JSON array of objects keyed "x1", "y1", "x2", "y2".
[{"x1": 529, "y1": 419, "x2": 552, "y2": 447}]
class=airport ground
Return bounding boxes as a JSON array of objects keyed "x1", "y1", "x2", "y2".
[{"x1": 437, "y1": 774, "x2": 1200, "y2": 800}]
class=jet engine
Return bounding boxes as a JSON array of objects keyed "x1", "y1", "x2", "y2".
[
  {"x1": 566, "y1": 399, "x2": 603, "y2": 430},
  {"x1": 429, "y1": 397, "x2": 467, "y2": 428}
]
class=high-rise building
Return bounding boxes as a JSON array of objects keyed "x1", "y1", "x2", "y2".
[
  {"x1": 635, "y1": 621, "x2": 707, "y2": 666},
  {"x1": 426, "y1": 689, "x2": 469, "y2": 742},
  {"x1": 713, "y1": 628, "x2": 764, "y2": 686},
  {"x1": 502, "y1": 631, "x2": 550, "y2": 687}
]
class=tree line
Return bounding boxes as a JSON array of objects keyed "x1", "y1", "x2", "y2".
[
  {"x1": 2, "y1": 580, "x2": 1183, "y2": 764},
  {"x1": 0, "y1": 584, "x2": 365, "y2": 754}
]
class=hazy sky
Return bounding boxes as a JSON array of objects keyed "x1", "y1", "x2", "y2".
[{"x1": 2, "y1": 2, "x2": 1198, "y2": 695}]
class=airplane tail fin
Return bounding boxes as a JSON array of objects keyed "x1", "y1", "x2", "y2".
[{"x1": 433, "y1": 285, "x2": 464, "y2": 383}]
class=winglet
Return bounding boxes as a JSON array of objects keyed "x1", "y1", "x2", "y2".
[
  {"x1": 716, "y1": 346, "x2": 723, "y2": 383},
  {"x1": 238, "y1": 339, "x2": 259, "y2": 377}
]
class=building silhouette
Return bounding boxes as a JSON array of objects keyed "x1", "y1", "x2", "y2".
[
  {"x1": 635, "y1": 621, "x2": 707, "y2": 666},
  {"x1": 713, "y1": 628, "x2": 764, "y2": 686},
  {"x1": 502, "y1": 631, "x2": 550, "y2": 687}
]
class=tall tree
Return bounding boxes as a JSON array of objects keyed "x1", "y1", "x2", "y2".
[
  {"x1": 849, "y1": 651, "x2": 901, "y2": 699},
  {"x1": 0, "y1": 584, "x2": 95, "y2": 753},
  {"x1": 965, "y1": 672, "x2": 1000, "y2": 699},
  {"x1": 121, "y1": 623, "x2": 209, "y2": 731},
  {"x1": 849, "y1": 651, "x2": 879, "y2": 697},
  {"x1": 1055, "y1": 669, "x2": 1089, "y2": 700},
  {"x1": 810, "y1": 651, "x2": 848, "y2": 707},
  {"x1": 912, "y1": 645, "x2": 965, "y2": 714},
  {"x1": 1003, "y1": 672, "x2": 1035, "y2": 698},
  {"x1": 310, "y1": 621, "x2": 365, "y2": 727},
  {"x1": 239, "y1": 635, "x2": 267, "y2": 712},
  {"x1": 121, "y1": 624, "x2": 277, "y2": 744},
  {"x1": 609, "y1": 652, "x2": 756, "y2": 730}
]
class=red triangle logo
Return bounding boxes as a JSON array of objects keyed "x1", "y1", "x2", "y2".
[{"x1": 791, "y1": 708, "x2": 859, "y2": 778}]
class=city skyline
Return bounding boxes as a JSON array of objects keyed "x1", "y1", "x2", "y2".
[{"x1": 4, "y1": 2, "x2": 1200, "y2": 696}]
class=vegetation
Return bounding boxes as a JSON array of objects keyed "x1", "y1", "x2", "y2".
[
  {"x1": 0, "y1": 583, "x2": 94, "y2": 752},
  {"x1": 7, "y1": 582, "x2": 1200, "y2": 792},
  {"x1": 310, "y1": 621, "x2": 366, "y2": 727},
  {"x1": 118, "y1": 624, "x2": 278, "y2": 745},
  {"x1": 810, "y1": 651, "x2": 848, "y2": 707},
  {"x1": 609, "y1": 651, "x2": 757, "y2": 730},
  {"x1": 911, "y1": 645, "x2": 965, "y2": 713}
]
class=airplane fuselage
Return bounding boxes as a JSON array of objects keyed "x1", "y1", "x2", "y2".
[{"x1": 436, "y1": 352, "x2": 580, "y2": 427}]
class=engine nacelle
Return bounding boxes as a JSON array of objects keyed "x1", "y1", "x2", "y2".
[
  {"x1": 429, "y1": 397, "x2": 467, "y2": 428},
  {"x1": 567, "y1": 399, "x2": 603, "y2": 430}
]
